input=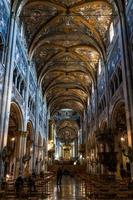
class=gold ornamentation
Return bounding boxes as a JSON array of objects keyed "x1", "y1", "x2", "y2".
[{"x1": 20, "y1": 0, "x2": 114, "y2": 116}]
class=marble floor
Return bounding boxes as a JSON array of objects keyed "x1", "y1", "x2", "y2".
[
  {"x1": 45, "y1": 175, "x2": 86, "y2": 200},
  {"x1": 0, "y1": 175, "x2": 87, "y2": 200},
  {"x1": 2, "y1": 175, "x2": 133, "y2": 200}
]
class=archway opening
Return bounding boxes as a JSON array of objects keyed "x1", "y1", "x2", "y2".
[
  {"x1": 112, "y1": 102, "x2": 129, "y2": 178},
  {"x1": 5, "y1": 103, "x2": 23, "y2": 178}
]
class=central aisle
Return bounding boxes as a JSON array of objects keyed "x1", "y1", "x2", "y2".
[{"x1": 46, "y1": 175, "x2": 86, "y2": 200}]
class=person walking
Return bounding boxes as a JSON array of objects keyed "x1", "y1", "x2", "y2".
[
  {"x1": 56, "y1": 167, "x2": 62, "y2": 185},
  {"x1": 15, "y1": 174, "x2": 24, "y2": 198},
  {"x1": 28, "y1": 174, "x2": 36, "y2": 193},
  {"x1": 120, "y1": 163, "x2": 126, "y2": 179}
]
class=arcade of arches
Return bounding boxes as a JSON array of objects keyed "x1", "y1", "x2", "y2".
[{"x1": 0, "y1": 0, "x2": 133, "y2": 199}]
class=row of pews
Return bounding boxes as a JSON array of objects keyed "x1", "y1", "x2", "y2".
[{"x1": 0, "y1": 172, "x2": 55, "y2": 199}]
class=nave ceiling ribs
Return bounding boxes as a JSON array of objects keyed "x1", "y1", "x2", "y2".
[{"x1": 20, "y1": 0, "x2": 114, "y2": 116}]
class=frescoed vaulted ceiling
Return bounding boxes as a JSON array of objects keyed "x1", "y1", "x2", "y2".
[{"x1": 20, "y1": 0, "x2": 115, "y2": 118}]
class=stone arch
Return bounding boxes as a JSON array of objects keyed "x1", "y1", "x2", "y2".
[
  {"x1": 5, "y1": 102, "x2": 24, "y2": 177},
  {"x1": 111, "y1": 100, "x2": 127, "y2": 132},
  {"x1": 9, "y1": 101, "x2": 24, "y2": 131}
]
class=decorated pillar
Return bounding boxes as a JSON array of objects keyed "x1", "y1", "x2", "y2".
[
  {"x1": 0, "y1": 12, "x2": 17, "y2": 149},
  {"x1": 0, "y1": 11, "x2": 17, "y2": 183},
  {"x1": 14, "y1": 131, "x2": 27, "y2": 178}
]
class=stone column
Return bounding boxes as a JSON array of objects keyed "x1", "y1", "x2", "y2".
[
  {"x1": 0, "y1": 12, "x2": 17, "y2": 149},
  {"x1": 119, "y1": 9, "x2": 133, "y2": 148},
  {"x1": 21, "y1": 62, "x2": 31, "y2": 173},
  {"x1": 23, "y1": 63, "x2": 30, "y2": 131},
  {"x1": 0, "y1": 12, "x2": 17, "y2": 184},
  {"x1": 32, "y1": 86, "x2": 38, "y2": 171},
  {"x1": 104, "y1": 60, "x2": 110, "y2": 127},
  {"x1": 44, "y1": 111, "x2": 48, "y2": 171},
  {"x1": 14, "y1": 131, "x2": 27, "y2": 178},
  {"x1": 86, "y1": 102, "x2": 93, "y2": 173}
]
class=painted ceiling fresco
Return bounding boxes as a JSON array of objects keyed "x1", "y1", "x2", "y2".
[
  {"x1": 20, "y1": 0, "x2": 114, "y2": 141},
  {"x1": 56, "y1": 119, "x2": 79, "y2": 142}
]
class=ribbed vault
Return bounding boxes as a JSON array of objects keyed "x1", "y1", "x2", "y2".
[{"x1": 19, "y1": 0, "x2": 115, "y2": 116}]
